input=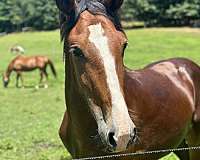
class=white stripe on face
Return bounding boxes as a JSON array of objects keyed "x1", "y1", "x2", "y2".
[
  {"x1": 88, "y1": 23, "x2": 134, "y2": 150},
  {"x1": 150, "y1": 62, "x2": 195, "y2": 108}
]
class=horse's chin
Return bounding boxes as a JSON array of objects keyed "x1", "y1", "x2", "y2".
[
  {"x1": 92, "y1": 130, "x2": 135, "y2": 154},
  {"x1": 106, "y1": 147, "x2": 122, "y2": 153},
  {"x1": 99, "y1": 140, "x2": 129, "y2": 154}
]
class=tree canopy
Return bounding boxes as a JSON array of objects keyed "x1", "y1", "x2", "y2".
[
  {"x1": 0, "y1": 0, "x2": 59, "y2": 32},
  {"x1": 0, "y1": 0, "x2": 200, "y2": 33},
  {"x1": 122, "y1": 0, "x2": 200, "y2": 26}
]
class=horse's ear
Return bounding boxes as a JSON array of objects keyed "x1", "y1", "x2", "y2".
[
  {"x1": 103, "y1": 0, "x2": 124, "y2": 12},
  {"x1": 55, "y1": 0, "x2": 75, "y2": 14}
]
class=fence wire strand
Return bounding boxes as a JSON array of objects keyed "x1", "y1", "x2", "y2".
[{"x1": 73, "y1": 146, "x2": 200, "y2": 160}]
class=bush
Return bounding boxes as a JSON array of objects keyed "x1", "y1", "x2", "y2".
[
  {"x1": 122, "y1": 0, "x2": 200, "y2": 27},
  {"x1": 0, "y1": 0, "x2": 59, "y2": 33}
]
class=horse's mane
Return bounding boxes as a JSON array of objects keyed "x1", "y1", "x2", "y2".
[{"x1": 59, "y1": 0, "x2": 124, "y2": 41}]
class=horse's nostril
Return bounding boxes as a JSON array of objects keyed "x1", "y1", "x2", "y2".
[{"x1": 108, "y1": 132, "x2": 117, "y2": 148}]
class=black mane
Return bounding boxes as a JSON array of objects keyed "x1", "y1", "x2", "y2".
[{"x1": 59, "y1": 0, "x2": 123, "y2": 41}]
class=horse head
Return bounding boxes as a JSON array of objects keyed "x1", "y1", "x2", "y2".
[{"x1": 56, "y1": 0, "x2": 137, "y2": 157}]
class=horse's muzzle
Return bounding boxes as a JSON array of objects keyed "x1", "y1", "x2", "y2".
[{"x1": 106, "y1": 126, "x2": 137, "y2": 152}]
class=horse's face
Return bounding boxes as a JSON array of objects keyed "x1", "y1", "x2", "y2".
[
  {"x1": 3, "y1": 74, "x2": 9, "y2": 88},
  {"x1": 57, "y1": 0, "x2": 137, "y2": 153}
]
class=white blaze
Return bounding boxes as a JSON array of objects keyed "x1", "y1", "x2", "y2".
[{"x1": 88, "y1": 23, "x2": 134, "y2": 151}]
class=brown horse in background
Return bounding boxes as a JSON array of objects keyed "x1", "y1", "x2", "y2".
[
  {"x1": 56, "y1": 0, "x2": 200, "y2": 159},
  {"x1": 3, "y1": 55, "x2": 57, "y2": 88}
]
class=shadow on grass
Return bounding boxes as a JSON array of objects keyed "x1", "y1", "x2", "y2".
[
  {"x1": 3, "y1": 85, "x2": 36, "y2": 89},
  {"x1": 3, "y1": 85, "x2": 51, "y2": 90}
]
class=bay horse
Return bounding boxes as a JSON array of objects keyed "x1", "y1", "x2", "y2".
[
  {"x1": 56, "y1": 0, "x2": 200, "y2": 159},
  {"x1": 3, "y1": 55, "x2": 57, "y2": 88}
]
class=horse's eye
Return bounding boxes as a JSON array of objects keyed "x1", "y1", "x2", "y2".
[
  {"x1": 123, "y1": 42, "x2": 128, "y2": 51},
  {"x1": 122, "y1": 42, "x2": 128, "y2": 56},
  {"x1": 69, "y1": 47, "x2": 84, "y2": 58}
]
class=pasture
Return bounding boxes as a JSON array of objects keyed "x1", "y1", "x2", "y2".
[{"x1": 0, "y1": 28, "x2": 200, "y2": 160}]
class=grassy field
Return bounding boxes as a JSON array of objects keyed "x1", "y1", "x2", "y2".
[{"x1": 0, "y1": 28, "x2": 200, "y2": 160}]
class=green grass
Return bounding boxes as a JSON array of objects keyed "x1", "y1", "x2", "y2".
[
  {"x1": 124, "y1": 28, "x2": 200, "y2": 69},
  {"x1": 0, "y1": 28, "x2": 200, "y2": 160}
]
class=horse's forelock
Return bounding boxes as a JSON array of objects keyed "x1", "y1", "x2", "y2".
[
  {"x1": 102, "y1": 0, "x2": 124, "y2": 11},
  {"x1": 58, "y1": 0, "x2": 124, "y2": 42},
  {"x1": 55, "y1": 0, "x2": 75, "y2": 15}
]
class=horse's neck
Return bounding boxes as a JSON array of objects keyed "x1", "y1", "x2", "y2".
[
  {"x1": 5, "y1": 63, "x2": 13, "y2": 77},
  {"x1": 124, "y1": 68, "x2": 142, "y2": 113},
  {"x1": 124, "y1": 68, "x2": 140, "y2": 89}
]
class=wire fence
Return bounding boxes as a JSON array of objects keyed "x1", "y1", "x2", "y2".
[{"x1": 73, "y1": 146, "x2": 200, "y2": 160}]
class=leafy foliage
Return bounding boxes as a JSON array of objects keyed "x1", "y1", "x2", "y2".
[
  {"x1": 122, "y1": 0, "x2": 200, "y2": 26},
  {"x1": 0, "y1": 0, "x2": 59, "y2": 32},
  {"x1": 0, "y1": 0, "x2": 200, "y2": 32}
]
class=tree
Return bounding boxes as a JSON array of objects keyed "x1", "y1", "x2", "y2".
[
  {"x1": 121, "y1": 0, "x2": 200, "y2": 26},
  {"x1": 0, "y1": 0, "x2": 13, "y2": 32},
  {"x1": 0, "y1": 0, "x2": 59, "y2": 32},
  {"x1": 28, "y1": 0, "x2": 59, "y2": 30},
  {"x1": 166, "y1": 0, "x2": 200, "y2": 25}
]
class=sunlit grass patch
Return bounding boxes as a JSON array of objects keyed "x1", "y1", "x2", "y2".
[{"x1": 160, "y1": 152, "x2": 180, "y2": 160}]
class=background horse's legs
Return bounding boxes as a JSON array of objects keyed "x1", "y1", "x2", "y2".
[
  {"x1": 39, "y1": 71, "x2": 44, "y2": 84},
  {"x1": 39, "y1": 69, "x2": 48, "y2": 88},
  {"x1": 37, "y1": 70, "x2": 44, "y2": 89},
  {"x1": 187, "y1": 123, "x2": 200, "y2": 160},
  {"x1": 16, "y1": 72, "x2": 24, "y2": 88},
  {"x1": 20, "y1": 74, "x2": 24, "y2": 88},
  {"x1": 16, "y1": 73, "x2": 20, "y2": 88},
  {"x1": 43, "y1": 68, "x2": 48, "y2": 88},
  {"x1": 43, "y1": 68, "x2": 48, "y2": 79}
]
